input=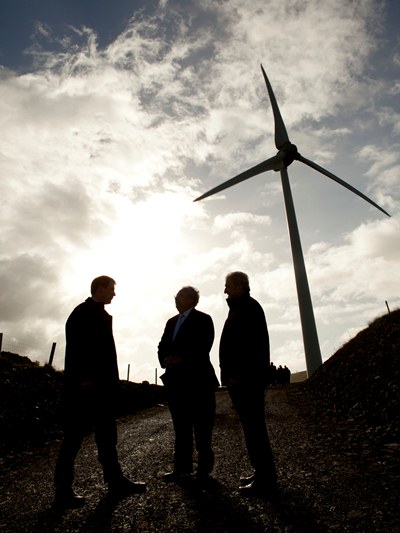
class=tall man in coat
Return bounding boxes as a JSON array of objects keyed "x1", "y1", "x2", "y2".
[
  {"x1": 219, "y1": 271, "x2": 278, "y2": 497},
  {"x1": 54, "y1": 276, "x2": 146, "y2": 508},
  {"x1": 158, "y1": 286, "x2": 219, "y2": 481}
]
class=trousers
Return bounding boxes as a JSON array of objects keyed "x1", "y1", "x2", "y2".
[
  {"x1": 166, "y1": 385, "x2": 216, "y2": 475},
  {"x1": 228, "y1": 383, "x2": 277, "y2": 486},
  {"x1": 54, "y1": 391, "x2": 123, "y2": 489}
]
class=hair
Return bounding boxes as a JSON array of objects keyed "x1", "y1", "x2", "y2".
[
  {"x1": 181, "y1": 286, "x2": 200, "y2": 306},
  {"x1": 90, "y1": 275, "x2": 116, "y2": 295},
  {"x1": 226, "y1": 271, "x2": 250, "y2": 292}
]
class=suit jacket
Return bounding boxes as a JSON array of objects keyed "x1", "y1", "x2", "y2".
[{"x1": 158, "y1": 308, "x2": 219, "y2": 390}]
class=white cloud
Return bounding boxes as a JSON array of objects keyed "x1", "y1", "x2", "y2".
[
  {"x1": 0, "y1": 0, "x2": 398, "y2": 380},
  {"x1": 307, "y1": 217, "x2": 400, "y2": 301},
  {"x1": 213, "y1": 212, "x2": 271, "y2": 231}
]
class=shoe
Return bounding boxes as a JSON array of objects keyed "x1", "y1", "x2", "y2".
[
  {"x1": 239, "y1": 480, "x2": 279, "y2": 500},
  {"x1": 162, "y1": 471, "x2": 192, "y2": 482},
  {"x1": 195, "y1": 471, "x2": 211, "y2": 481},
  {"x1": 54, "y1": 488, "x2": 85, "y2": 509},
  {"x1": 193, "y1": 472, "x2": 215, "y2": 488},
  {"x1": 108, "y1": 476, "x2": 146, "y2": 498},
  {"x1": 240, "y1": 473, "x2": 255, "y2": 485}
]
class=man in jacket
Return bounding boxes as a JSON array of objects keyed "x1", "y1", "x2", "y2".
[
  {"x1": 219, "y1": 271, "x2": 278, "y2": 498},
  {"x1": 54, "y1": 276, "x2": 146, "y2": 508},
  {"x1": 158, "y1": 286, "x2": 219, "y2": 482}
]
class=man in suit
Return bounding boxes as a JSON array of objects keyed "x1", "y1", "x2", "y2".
[
  {"x1": 54, "y1": 276, "x2": 146, "y2": 508},
  {"x1": 158, "y1": 286, "x2": 219, "y2": 482},
  {"x1": 219, "y1": 271, "x2": 278, "y2": 498}
]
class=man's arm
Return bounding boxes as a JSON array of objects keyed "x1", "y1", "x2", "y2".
[{"x1": 158, "y1": 318, "x2": 176, "y2": 368}]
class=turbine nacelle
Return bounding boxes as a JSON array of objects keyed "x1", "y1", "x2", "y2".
[{"x1": 277, "y1": 142, "x2": 298, "y2": 170}]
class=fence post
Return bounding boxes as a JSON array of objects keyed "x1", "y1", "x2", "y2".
[
  {"x1": 385, "y1": 300, "x2": 391, "y2": 313},
  {"x1": 127, "y1": 364, "x2": 130, "y2": 382},
  {"x1": 155, "y1": 367, "x2": 158, "y2": 385},
  {"x1": 0, "y1": 332, "x2": 3, "y2": 353},
  {"x1": 48, "y1": 342, "x2": 56, "y2": 366}
]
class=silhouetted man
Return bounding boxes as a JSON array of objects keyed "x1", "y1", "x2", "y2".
[
  {"x1": 219, "y1": 271, "x2": 278, "y2": 497},
  {"x1": 158, "y1": 286, "x2": 219, "y2": 482},
  {"x1": 54, "y1": 276, "x2": 146, "y2": 508}
]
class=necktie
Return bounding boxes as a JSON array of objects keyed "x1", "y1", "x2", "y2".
[{"x1": 173, "y1": 314, "x2": 185, "y2": 340}]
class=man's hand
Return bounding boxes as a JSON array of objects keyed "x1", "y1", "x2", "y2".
[
  {"x1": 227, "y1": 377, "x2": 239, "y2": 388},
  {"x1": 164, "y1": 355, "x2": 182, "y2": 369},
  {"x1": 79, "y1": 380, "x2": 96, "y2": 392}
]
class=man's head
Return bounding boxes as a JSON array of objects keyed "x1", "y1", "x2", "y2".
[
  {"x1": 91, "y1": 276, "x2": 116, "y2": 304},
  {"x1": 224, "y1": 271, "x2": 250, "y2": 299},
  {"x1": 175, "y1": 286, "x2": 199, "y2": 313}
]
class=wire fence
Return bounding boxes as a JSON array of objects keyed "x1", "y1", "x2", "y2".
[
  {"x1": 0, "y1": 333, "x2": 56, "y2": 365},
  {"x1": 0, "y1": 333, "x2": 157, "y2": 383}
]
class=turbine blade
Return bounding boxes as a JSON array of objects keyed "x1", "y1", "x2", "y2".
[
  {"x1": 260, "y1": 64, "x2": 290, "y2": 150},
  {"x1": 297, "y1": 154, "x2": 390, "y2": 217},
  {"x1": 194, "y1": 154, "x2": 282, "y2": 202}
]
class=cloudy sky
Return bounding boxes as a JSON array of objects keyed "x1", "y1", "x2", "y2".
[{"x1": 1, "y1": 0, "x2": 399, "y2": 382}]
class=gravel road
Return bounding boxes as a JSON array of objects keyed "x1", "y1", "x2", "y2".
[{"x1": 0, "y1": 387, "x2": 397, "y2": 532}]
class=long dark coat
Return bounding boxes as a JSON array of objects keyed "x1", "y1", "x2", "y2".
[
  {"x1": 63, "y1": 297, "x2": 119, "y2": 397},
  {"x1": 219, "y1": 294, "x2": 270, "y2": 387}
]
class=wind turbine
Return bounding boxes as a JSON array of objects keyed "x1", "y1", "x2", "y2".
[{"x1": 194, "y1": 65, "x2": 390, "y2": 377}]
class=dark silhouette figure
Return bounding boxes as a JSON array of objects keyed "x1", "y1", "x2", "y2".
[
  {"x1": 277, "y1": 365, "x2": 284, "y2": 385},
  {"x1": 219, "y1": 271, "x2": 278, "y2": 498},
  {"x1": 268, "y1": 362, "x2": 277, "y2": 385},
  {"x1": 54, "y1": 276, "x2": 146, "y2": 508},
  {"x1": 158, "y1": 286, "x2": 219, "y2": 482},
  {"x1": 283, "y1": 365, "x2": 291, "y2": 384},
  {"x1": 276, "y1": 364, "x2": 291, "y2": 385}
]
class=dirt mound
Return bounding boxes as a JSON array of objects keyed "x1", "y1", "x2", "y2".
[{"x1": 298, "y1": 309, "x2": 400, "y2": 450}]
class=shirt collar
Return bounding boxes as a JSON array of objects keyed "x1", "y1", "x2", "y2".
[{"x1": 226, "y1": 294, "x2": 250, "y2": 308}]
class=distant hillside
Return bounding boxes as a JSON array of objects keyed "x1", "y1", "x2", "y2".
[{"x1": 298, "y1": 308, "x2": 400, "y2": 449}]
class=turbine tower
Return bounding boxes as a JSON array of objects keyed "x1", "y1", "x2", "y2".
[{"x1": 195, "y1": 65, "x2": 390, "y2": 377}]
